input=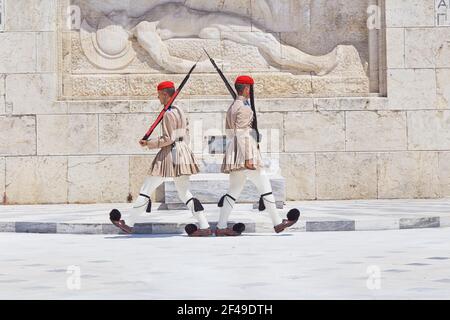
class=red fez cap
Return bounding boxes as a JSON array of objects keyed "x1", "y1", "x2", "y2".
[
  {"x1": 235, "y1": 75, "x2": 254, "y2": 85},
  {"x1": 157, "y1": 81, "x2": 175, "y2": 91}
]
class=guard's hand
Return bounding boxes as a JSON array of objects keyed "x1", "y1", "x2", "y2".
[
  {"x1": 245, "y1": 159, "x2": 256, "y2": 170},
  {"x1": 139, "y1": 139, "x2": 148, "y2": 147}
]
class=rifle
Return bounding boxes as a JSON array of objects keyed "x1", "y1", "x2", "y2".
[
  {"x1": 142, "y1": 61, "x2": 199, "y2": 141},
  {"x1": 204, "y1": 49, "x2": 261, "y2": 145},
  {"x1": 203, "y1": 48, "x2": 237, "y2": 100}
]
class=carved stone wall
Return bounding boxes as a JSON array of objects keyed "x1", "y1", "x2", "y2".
[
  {"x1": 58, "y1": 0, "x2": 375, "y2": 100},
  {"x1": 2, "y1": 0, "x2": 450, "y2": 205}
]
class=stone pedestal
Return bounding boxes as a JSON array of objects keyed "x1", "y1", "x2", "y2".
[{"x1": 156, "y1": 173, "x2": 286, "y2": 210}]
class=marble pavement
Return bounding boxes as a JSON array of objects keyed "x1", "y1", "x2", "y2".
[{"x1": 1, "y1": 199, "x2": 450, "y2": 235}]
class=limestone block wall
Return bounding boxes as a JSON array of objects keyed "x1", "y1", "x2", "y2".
[
  {"x1": 0, "y1": 0, "x2": 450, "y2": 204},
  {"x1": 380, "y1": 0, "x2": 450, "y2": 199}
]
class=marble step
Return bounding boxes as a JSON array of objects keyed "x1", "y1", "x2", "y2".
[
  {"x1": 3, "y1": 216, "x2": 446, "y2": 235},
  {"x1": 156, "y1": 173, "x2": 285, "y2": 210}
]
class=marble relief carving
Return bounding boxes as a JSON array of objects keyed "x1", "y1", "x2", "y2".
[{"x1": 58, "y1": 0, "x2": 373, "y2": 100}]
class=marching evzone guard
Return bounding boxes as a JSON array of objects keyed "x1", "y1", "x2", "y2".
[
  {"x1": 216, "y1": 75, "x2": 300, "y2": 236},
  {"x1": 109, "y1": 81, "x2": 212, "y2": 237}
]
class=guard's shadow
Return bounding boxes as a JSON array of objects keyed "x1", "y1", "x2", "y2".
[
  {"x1": 105, "y1": 233, "x2": 293, "y2": 239},
  {"x1": 242, "y1": 233, "x2": 294, "y2": 237},
  {"x1": 105, "y1": 234, "x2": 184, "y2": 239}
]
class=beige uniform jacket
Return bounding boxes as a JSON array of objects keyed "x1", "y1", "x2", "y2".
[
  {"x1": 221, "y1": 96, "x2": 263, "y2": 173},
  {"x1": 147, "y1": 105, "x2": 200, "y2": 177}
]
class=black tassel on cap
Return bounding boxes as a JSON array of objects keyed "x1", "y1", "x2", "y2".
[
  {"x1": 259, "y1": 192, "x2": 273, "y2": 211},
  {"x1": 186, "y1": 198, "x2": 204, "y2": 212},
  {"x1": 250, "y1": 85, "x2": 260, "y2": 144}
]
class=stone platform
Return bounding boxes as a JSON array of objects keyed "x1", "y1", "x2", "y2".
[
  {"x1": 155, "y1": 173, "x2": 285, "y2": 210},
  {"x1": 1, "y1": 199, "x2": 450, "y2": 235}
]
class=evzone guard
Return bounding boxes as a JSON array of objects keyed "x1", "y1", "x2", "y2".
[
  {"x1": 109, "y1": 52, "x2": 300, "y2": 237},
  {"x1": 215, "y1": 75, "x2": 300, "y2": 236},
  {"x1": 109, "y1": 80, "x2": 212, "y2": 237}
]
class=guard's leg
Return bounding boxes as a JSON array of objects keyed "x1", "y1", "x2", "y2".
[
  {"x1": 216, "y1": 171, "x2": 247, "y2": 236},
  {"x1": 247, "y1": 169, "x2": 300, "y2": 233},
  {"x1": 109, "y1": 175, "x2": 164, "y2": 232},
  {"x1": 173, "y1": 175, "x2": 211, "y2": 236},
  {"x1": 246, "y1": 169, "x2": 283, "y2": 226},
  {"x1": 127, "y1": 176, "x2": 165, "y2": 227}
]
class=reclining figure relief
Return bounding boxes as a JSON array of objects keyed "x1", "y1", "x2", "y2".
[{"x1": 76, "y1": 1, "x2": 350, "y2": 75}]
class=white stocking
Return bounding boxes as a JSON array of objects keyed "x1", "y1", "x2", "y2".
[
  {"x1": 174, "y1": 175, "x2": 210, "y2": 229},
  {"x1": 127, "y1": 176, "x2": 164, "y2": 227},
  {"x1": 217, "y1": 171, "x2": 247, "y2": 229},
  {"x1": 218, "y1": 169, "x2": 283, "y2": 229},
  {"x1": 247, "y1": 169, "x2": 283, "y2": 227}
]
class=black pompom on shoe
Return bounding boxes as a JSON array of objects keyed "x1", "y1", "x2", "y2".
[
  {"x1": 233, "y1": 223, "x2": 246, "y2": 234},
  {"x1": 109, "y1": 209, "x2": 121, "y2": 222},
  {"x1": 287, "y1": 208, "x2": 300, "y2": 221},
  {"x1": 185, "y1": 224, "x2": 198, "y2": 235}
]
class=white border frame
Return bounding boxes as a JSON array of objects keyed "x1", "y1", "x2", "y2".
[{"x1": 0, "y1": 0, "x2": 5, "y2": 32}]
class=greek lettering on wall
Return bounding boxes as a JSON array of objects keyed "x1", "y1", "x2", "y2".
[{"x1": 436, "y1": 0, "x2": 450, "y2": 26}]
